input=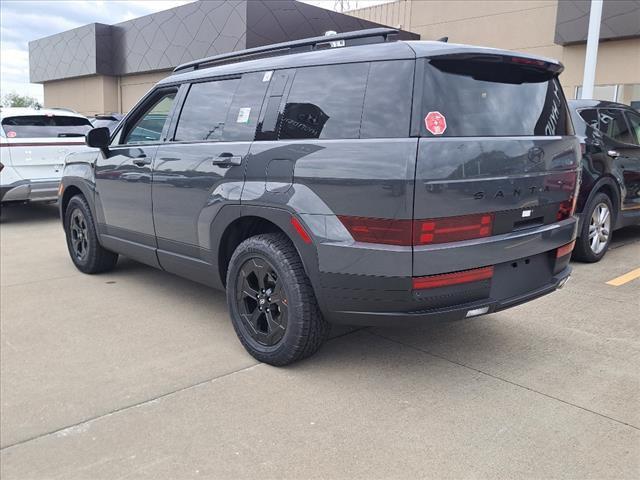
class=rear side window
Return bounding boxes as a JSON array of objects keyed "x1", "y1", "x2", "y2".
[
  {"x1": 421, "y1": 58, "x2": 572, "y2": 137},
  {"x1": 279, "y1": 63, "x2": 368, "y2": 140},
  {"x1": 360, "y1": 60, "x2": 414, "y2": 138},
  {"x1": 598, "y1": 109, "x2": 635, "y2": 144},
  {"x1": 174, "y1": 78, "x2": 240, "y2": 142},
  {"x1": 223, "y1": 72, "x2": 270, "y2": 142},
  {"x1": 2, "y1": 115, "x2": 92, "y2": 138}
]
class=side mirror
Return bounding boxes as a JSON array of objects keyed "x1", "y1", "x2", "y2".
[{"x1": 86, "y1": 127, "x2": 110, "y2": 150}]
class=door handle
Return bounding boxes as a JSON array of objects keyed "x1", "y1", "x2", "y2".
[
  {"x1": 607, "y1": 150, "x2": 620, "y2": 158},
  {"x1": 212, "y1": 152, "x2": 243, "y2": 166},
  {"x1": 132, "y1": 156, "x2": 151, "y2": 167}
]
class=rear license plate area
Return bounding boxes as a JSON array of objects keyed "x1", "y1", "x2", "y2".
[{"x1": 490, "y1": 252, "x2": 553, "y2": 300}]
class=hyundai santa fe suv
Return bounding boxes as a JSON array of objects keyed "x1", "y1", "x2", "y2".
[
  {"x1": 1, "y1": 108, "x2": 93, "y2": 204},
  {"x1": 59, "y1": 29, "x2": 580, "y2": 365}
]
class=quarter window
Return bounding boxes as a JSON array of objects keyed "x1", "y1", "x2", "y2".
[
  {"x1": 123, "y1": 92, "x2": 176, "y2": 144},
  {"x1": 279, "y1": 63, "x2": 369, "y2": 140},
  {"x1": 174, "y1": 79, "x2": 240, "y2": 142},
  {"x1": 578, "y1": 109, "x2": 599, "y2": 129}
]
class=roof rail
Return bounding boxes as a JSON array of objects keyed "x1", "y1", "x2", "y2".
[{"x1": 173, "y1": 27, "x2": 399, "y2": 73}]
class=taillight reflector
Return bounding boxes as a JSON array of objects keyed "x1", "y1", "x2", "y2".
[
  {"x1": 412, "y1": 266, "x2": 494, "y2": 290},
  {"x1": 556, "y1": 240, "x2": 575, "y2": 258},
  {"x1": 414, "y1": 213, "x2": 493, "y2": 245},
  {"x1": 291, "y1": 216, "x2": 312, "y2": 244}
]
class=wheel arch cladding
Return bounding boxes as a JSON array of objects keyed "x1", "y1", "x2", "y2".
[
  {"x1": 217, "y1": 211, "x2": 319, "y2": 289},
  {"x1": 589, "y1": 176, "x2": 621, "y2": 227},
  {"x1": 61, "y1": 184, "x2": 85, "y2": 223}
]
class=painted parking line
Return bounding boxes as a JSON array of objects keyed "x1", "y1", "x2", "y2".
[{"x1": 605, "y1": 267, "x2": 640, "y2": 287}]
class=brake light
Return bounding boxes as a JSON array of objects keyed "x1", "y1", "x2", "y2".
[
  {"x1": 337, "y1": 216, "x2": 412, "y2": 246},
  {"x1": 412, "y1": 266, "x2": 494, "y2": 290},
  {"x1": 338, "y1": 213, "x2": 494, "y2": 246},
  {"x1": 510, "y1": 56, "x2": 546, "y2": 67},
  {"x1": 414, "y1": 213, "x2": 493, "y2": 245},
  {"x1": 556, "y1": 240, "x2": 576, "y2": 258}
]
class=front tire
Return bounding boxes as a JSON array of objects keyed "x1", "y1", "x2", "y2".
[
  {"x1": 573, "y1": 192, "x2": 614, "y2": 263},
  {"x1": 64, "y1": 195, "x2": 118, "y2": 273},
  {"x1": 226, "y1": 233, "x2": 329, "y2": 366}
]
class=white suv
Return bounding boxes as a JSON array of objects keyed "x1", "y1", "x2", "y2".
[{"x1": 1, "y1": 108, "x2": 93, "y2": 204}]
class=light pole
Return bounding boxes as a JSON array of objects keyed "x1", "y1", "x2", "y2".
[{"x1": 581, "y1": 0, "x2": 603, "y2": 99}]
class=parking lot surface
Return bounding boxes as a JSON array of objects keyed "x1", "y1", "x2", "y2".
[{"x1": 1, "y1": 203, "x2": 639, "y2": 479}]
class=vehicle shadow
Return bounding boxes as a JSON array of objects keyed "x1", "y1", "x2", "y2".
[
  {"x1": 609, "y1": 224, "x2": 640, "y2": 249},
  {"x1": 0, "y1": 202, "x2": 60, "y2": 224}
]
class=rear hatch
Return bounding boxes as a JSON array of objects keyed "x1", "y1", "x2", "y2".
[
  {"x1": 1, "y1": 114, "x2": 92, "y2": 180},
  {"x1": 412, "y1": 53, "x2": 579, "y2": 279}
]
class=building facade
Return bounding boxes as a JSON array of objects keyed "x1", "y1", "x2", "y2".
[
  {"x1": 28, "y1": 0, "x2": 417, "y2": 115},
  {"x1": 349, "y1": 0, "x2": 640, "y2": 107}
]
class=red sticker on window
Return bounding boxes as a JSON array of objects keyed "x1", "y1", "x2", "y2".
[
  {"x1": 7, "y1": 131, "x2": 17, "y2": 138},
  {"x1": 425, "y1": 111, "x2": 447, "y2": 135}
]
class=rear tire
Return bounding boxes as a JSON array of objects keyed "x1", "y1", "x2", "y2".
[
  {"x1": 573, "y1": 192, "x2": 613, "y2": 263},
  {"x1": 64, "y1": 195, "x2": 118, "y2": 273},
  {"x1": 226, "y1": 233, "x2": 329, "y2": 366}
]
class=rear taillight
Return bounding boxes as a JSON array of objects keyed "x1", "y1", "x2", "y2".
[
  {"x1": 556, "y1": 240, "x2": 576, "y2": 258},
  {"x1": 414, "y1": 213, "x2": 493, "y2": 245},
  {"x1": 412, "y1": 266, "x2": 494, "y2": 290},
  {"x1": 338, "y1": 213, "x2": 494, "y2": 246},
  {"x1": 337, "y1": 216, "x2": 412, "y2": 246}
]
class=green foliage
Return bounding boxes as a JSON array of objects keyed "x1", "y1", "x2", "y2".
[{"x1": 1, "y1": 92, "x2": 41, "y2": 108}]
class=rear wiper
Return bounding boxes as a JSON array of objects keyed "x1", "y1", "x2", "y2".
[{"x1": 57, "y1": 133, "x2": 86, "y2": 137}]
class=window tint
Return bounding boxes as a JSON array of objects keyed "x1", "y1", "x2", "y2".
[
  {"x1": 624, "y1": 111, "x2": 640, "y2": 145},
  {"x1": 598, "y1": 109, "x2": 634, "y2": 144},
  {"x1": 174, "y1": 79, "x2": 239, "y2": 142},
  {"x1": 124, "y1": 93, "x2": 176, "y2": 144},
  {"x1": 421, "y1": 59, "x2": 571, "y2": 136},
  {"x1": 279, "y1": 63, "x2": 368, "y2": 140},
  {"x1": 2, "y1": 115, "x2": 92, "y2": 138},
  {"x1": 361, "y1": 60, "x2": 413, "y2": 138},
  {"x1": 222, "y1": 72, "x2": 270, "y2": 142},
  {"x1": 578, "y1": 109, "x2": 599, "y2": 129}
]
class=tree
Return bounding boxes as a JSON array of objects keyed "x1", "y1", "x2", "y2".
[{"x1": 1, "y1": 93, "x2": 41, "y2": 108}]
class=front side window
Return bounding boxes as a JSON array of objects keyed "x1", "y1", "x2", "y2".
[
  {"x1": 598, "y1": 109, "x2": 634, "y2": 144},
  {"x1": 1, "y1": 115, "x2": 92, "y2": 138},
  {"x1": 123, "y1": 92, "x2": 176, "y2": 144},
  {"x1": 173, "y1": 79, "x2": 240, "y2": 142},
  {"x1": 421, "y1": 58, "x2": 572, "y2": 136},
  {"x1": 279, "y1": 63, "x2": 369, "y2": 140}
]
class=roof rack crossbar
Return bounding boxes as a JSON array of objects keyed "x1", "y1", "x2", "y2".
[{"x1": 173, "y1": 27, "x2": 399, "y2": 73}]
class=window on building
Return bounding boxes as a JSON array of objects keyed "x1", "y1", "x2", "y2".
[
  {"x1": 173, "y1": 79, "x2": 240, "y2": 142},
  {"x1": 123, "y1": 92, "x2": 176, "y2": 144},
  {"x1": 360, "y1": 60, "x2": 414, "y2": 138},
  {"x1": 279, "y1": 63, "x2": 369, "y2": 140},
  {"x1": 598, "y1": 109, "x2": 634, "y2": 144},
  {"x1": 575, "y1": 83, "x2": 640, "y2": 108}
]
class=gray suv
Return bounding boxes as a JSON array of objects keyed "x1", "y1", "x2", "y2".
[{"x1": 59, "y1": 29, "x2": 580, "y2": 365}]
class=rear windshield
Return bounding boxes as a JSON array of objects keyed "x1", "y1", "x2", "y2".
[
  {"x1": 421, "y1": 58, "x2": 572, "y2": 137},
  {"x1": 2, "y1": 115, "x2": 92, "y2": 138}
]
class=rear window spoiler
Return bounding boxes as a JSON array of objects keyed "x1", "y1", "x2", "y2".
[{"x1": 426, "y1": 53, "x2": 563, "y2": 84}]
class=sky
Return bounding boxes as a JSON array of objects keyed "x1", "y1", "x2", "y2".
[{"x1": 0, "y1": 0, "x2": 391, "y2": 102}]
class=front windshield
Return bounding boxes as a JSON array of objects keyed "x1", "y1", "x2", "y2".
[{"x1": 2, "y1": 115, "x2": 93, "y2": 138}]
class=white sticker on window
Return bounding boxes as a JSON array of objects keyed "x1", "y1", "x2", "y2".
[
  {"x1": 262, "y1": 71, "x2": 273, "y2": 82},
  {"x1": 237, "y1": 107, "x2": 251, "y2": 123}
]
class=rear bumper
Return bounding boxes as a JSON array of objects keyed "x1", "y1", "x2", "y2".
[
  {"x1": 0, "y1": 179, "x2": 60, "y2": 203},
  {"x1": 319, "y1": 249, "x2": 572, "y2": 327}
]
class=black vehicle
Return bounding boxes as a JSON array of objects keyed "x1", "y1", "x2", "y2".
[
  {"x1": 59, "y1": 29, "x2": 579, "y2": 365},
  {"x1": 91, "y1": 114, "x2": 124, "y2": 133},
  {"x1": 568, "y1": 100, "x2": 640, "y2": 262}
]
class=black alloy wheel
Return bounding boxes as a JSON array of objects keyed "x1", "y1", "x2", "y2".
[
  {"x1": 69, "y1": 208, "x2": 90, "y2": 262},
  {"x1": 235, "y1": 257, "x2": 288, "y2": 346}
]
